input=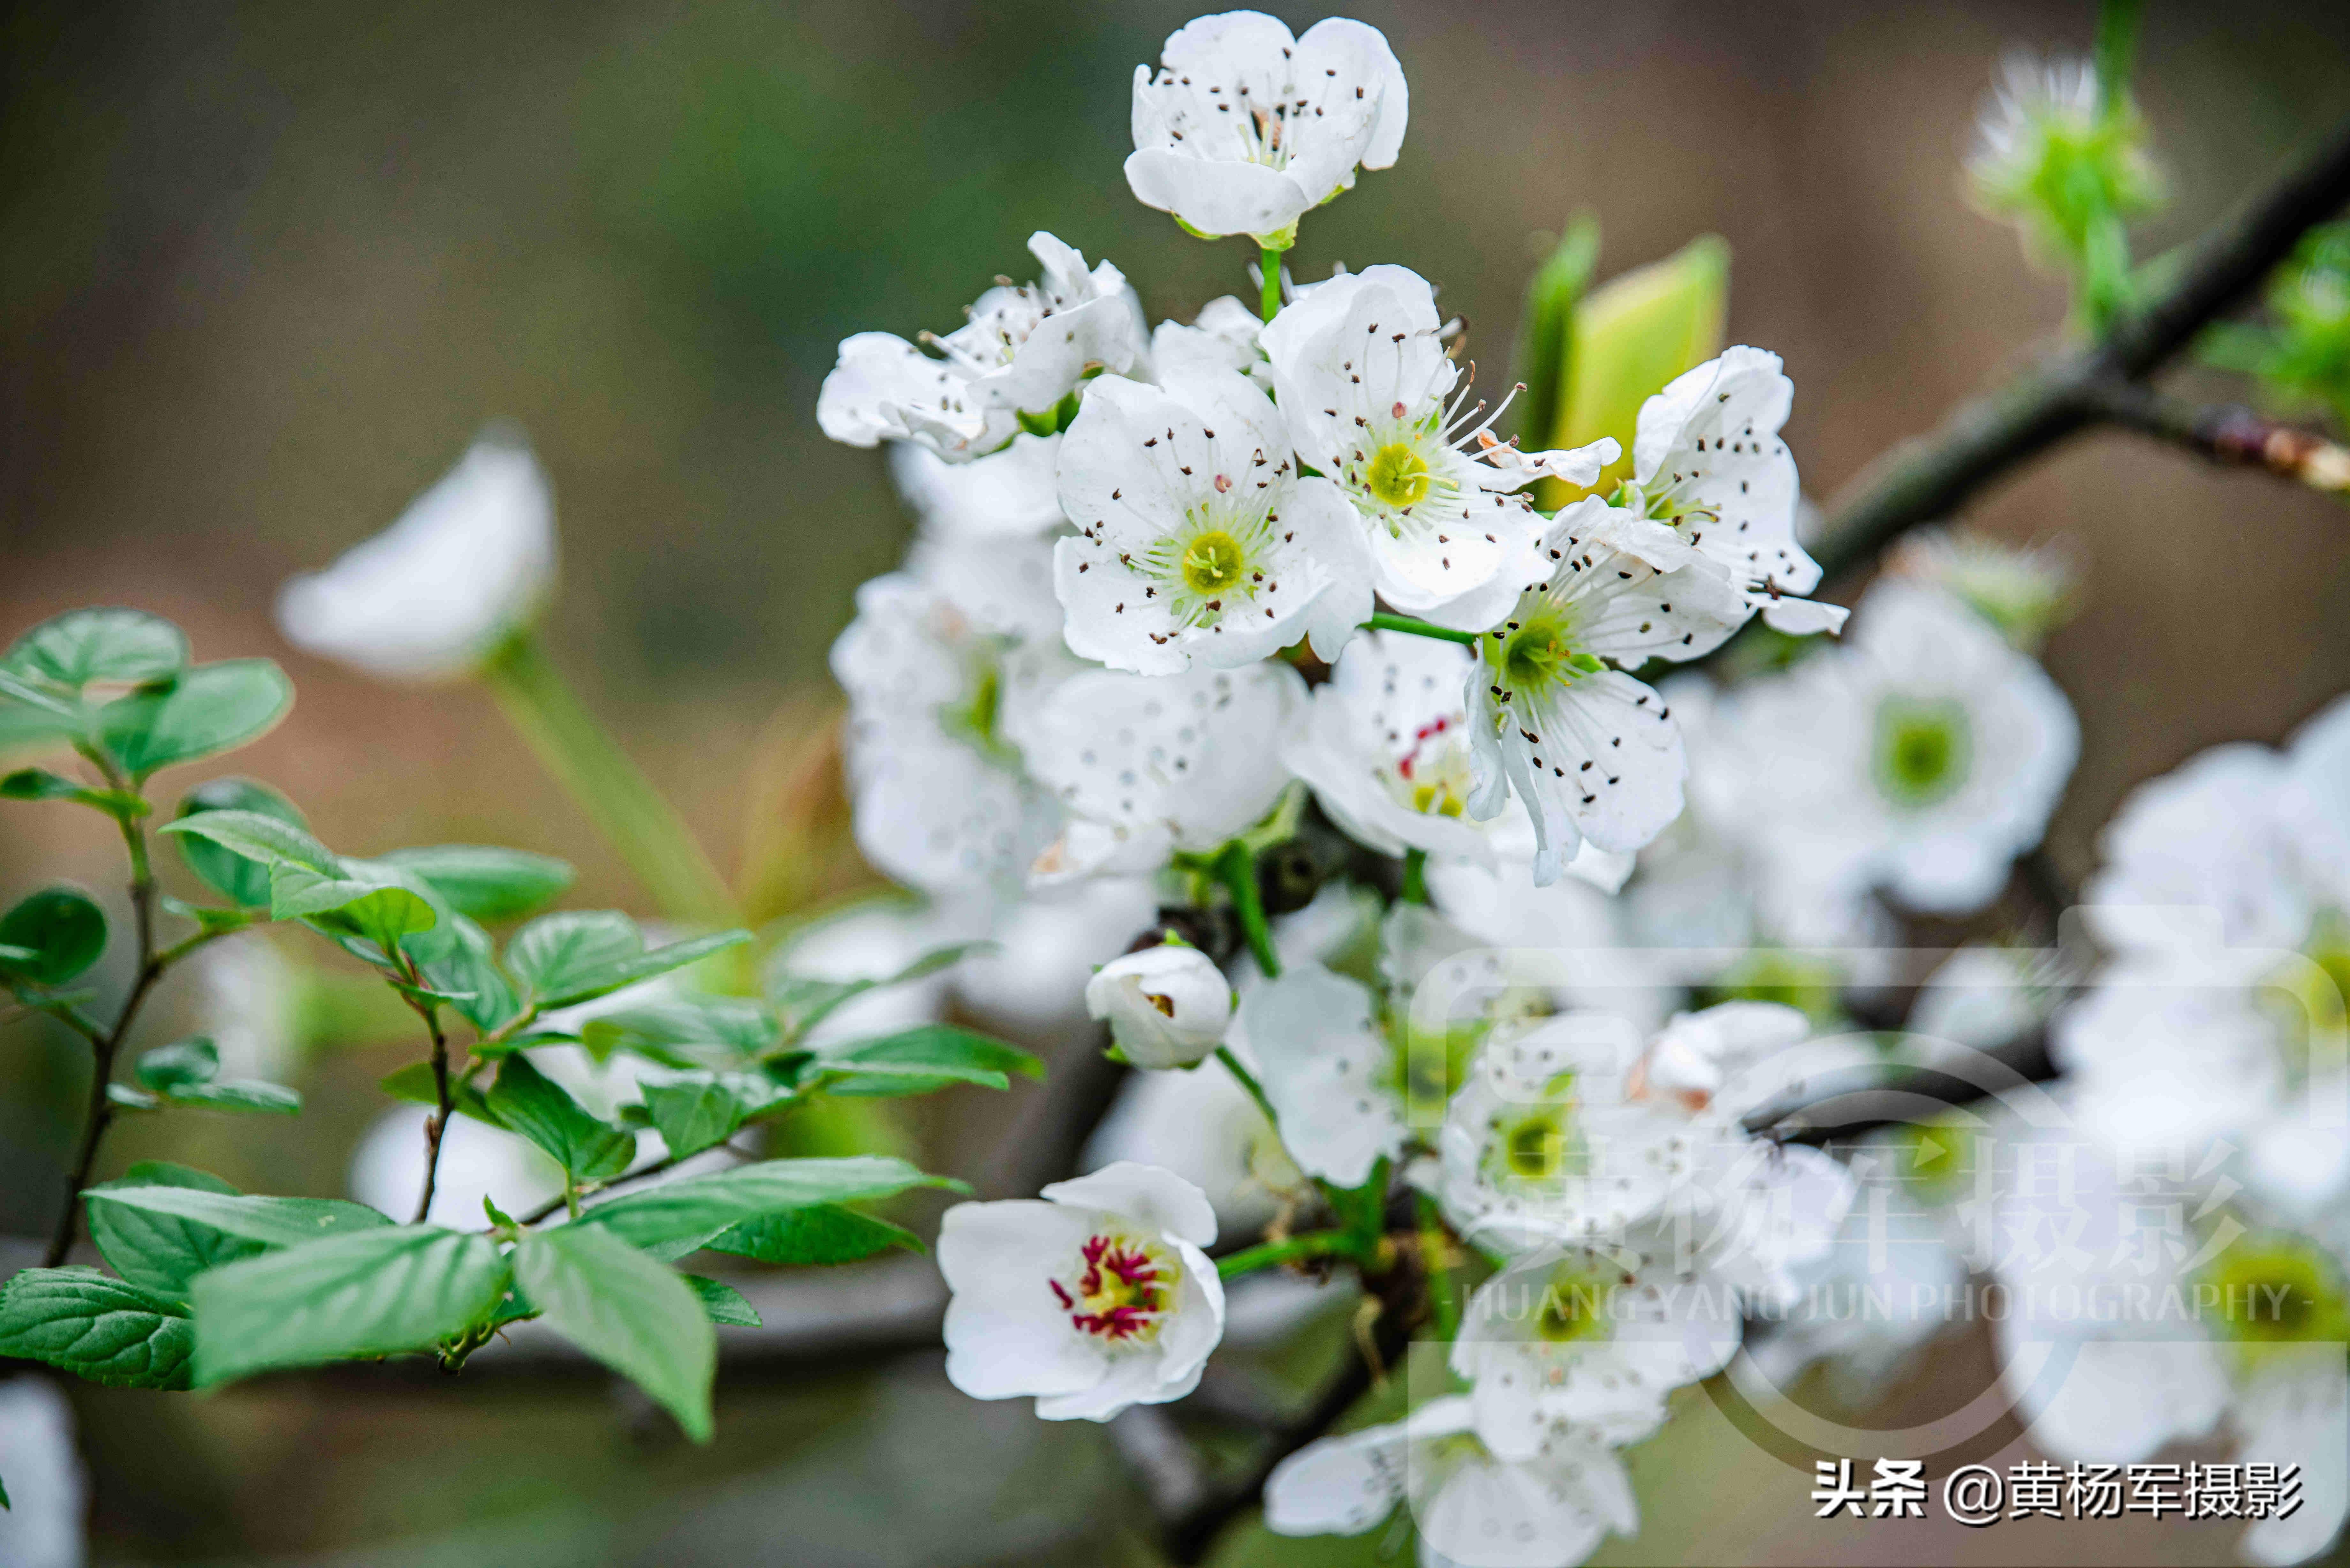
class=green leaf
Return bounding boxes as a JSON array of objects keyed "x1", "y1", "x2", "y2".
[
  {"x1": 708, "y1": 1204, "x2": 924, "y2": 1266},
  {"x1": 1552, "y1": 233, "x2": 1729, "y2": 500},
  {"x1": 506, "y1": 912, "x2": 749, "y2": 1008},
  {"x1": 95, "y1": 659, "x2": 293, "y2": 779},
  {"x1": 0, "y1": 1267, "x2": 194, "y2": 1389},
  {"x1": 580, "y1": 1156, "x2": 959, "y2": 1250},
  {"x1": 83, "y1": 1185, "x2": 392, "y2": 1249},
  {"x1": 172, "y1": 779, "x2": 307, "y2": 907},
  {"x1": 637, "y1": 1072, "x2": 755, "y2": 1161},
  {"x1": 485, "y1": 1054, "x2": 635, "y2": 1183},
  {"x1": 377, "y1": 845, "x2": 575, "y2": 924},
  {"x1": 0, "y1": 885, "x2": 107, "y2": 986},
  {"x1": 580, "y1": 998, "x2": 781, "y2": 1066},
  {"x1": 378, "y1": 1062, "x2": 504, "y2": 1127},
  {"x1": 160, "y1": 1079, "x2": 302, "y2": 1115},
  {"x1": 0, "y1": 767, "x2": 147, "y2": 816},
  {"x1": 85, "y1": 1163, "x2": 260, "y2": 1296},
  {"x1": 810, "y1": 1024, "x2": 1043, "y2": 1097},
  {"x1": 134, "y1": 1037, "x2": 219, "y2": 1091},
  {"x1": 191, "y1": 1225, "x2": 510, "y2": 1384},
  {"x1": 5, "y1": 608, "x2": 187, "y2": 690},
  {"x1": 513, "y1": 1226, "x2": 714, "y2": 1442},
  {"x1": 679, "y1": 1273, "x2": 762, "y2": 1328}
]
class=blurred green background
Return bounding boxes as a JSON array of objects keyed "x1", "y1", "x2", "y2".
[{"x1": 5, "y1": 1, "x2": 2350, "y2": 1563}]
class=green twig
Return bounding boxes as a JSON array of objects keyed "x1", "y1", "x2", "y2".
[
  {"x1": 481, "y1": 629, "x2": 737, "y2": 927},
  {"x1": 1364, "y1": 612, "x2": 1482, "y2": 647}
]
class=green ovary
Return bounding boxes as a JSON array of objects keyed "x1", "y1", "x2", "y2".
[
  {"x1": 1367, "y1": 442, "x2": 1433, "y2": 507},
  {"x1": 1180, "y1": 531, "x2": 1248, "y2": 597},
  {"x1": 2195, "y1": 1233, "x2": 2350, "y2": 1359},
  {"x1": 1873, "y1": 697, "x2": 1973, "y2": 808}
]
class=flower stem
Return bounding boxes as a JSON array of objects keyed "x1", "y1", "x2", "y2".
[
  {"x1": 1217, "y1": 1229, "x2": 1351, "y2": 1280},
  {"x1": 1364, "y1": 612, "x2": 1482, "y2": 647},
  {"x1": 1258, "y1": 247, "x2": 1283, "y2": 323},
  {"x1": 481, "y1": 630, "x2": 737, "y2": 927},
  {"x1": 1215, "y1": 840, "x2": 1279, "y2": 978}
]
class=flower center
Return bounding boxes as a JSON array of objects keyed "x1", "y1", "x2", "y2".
[
  {"x1": 1366, "y1": 441, "x2": 1433, "y2": 507},
  {"x1": 1180, "y1": 530, "x2": 1249, "y2": 597},
  {"x1": 1050, "y1": 1232, "x2": 1178, "y2": 1343},
  {"x1": 2194, "y1": 1233, "x2": 2350, "y2": 1360},
  {"x1": 1872, "y1": 697, "x2": 1973, "y2": 807}
]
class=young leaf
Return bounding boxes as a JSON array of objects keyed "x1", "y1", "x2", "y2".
[
  {"x1": 96, "y1": 659, "x2": 293, "y2": 779},
  {"x1": 485, "y1": 1054, "x2": 635, "y2": 1183},
  {"x1": 191, "y1": 1225, "x2": 509, "y2": 1384},
  {"x1": 173, "y1": 778, "x2": 307, "y2": 908},
  {"x1": 4, "y1": 607, "x2": 188, "y2": 690},
  {"x1": 513, "y1": 1226, "x2": 715, "y2": 1442},
  {"x1": 0, "y1": 767, "x2": 147, "y2": 816},
  {"x1": 580, "y1": 1156, "x2": 959, "y2": 1250},
  {"x1": 810, "y1": 1025, "x2": 1043, "y2": 1097},
  {"x1": 159, "y1": 1079, "x2": 302, "y2": 1115},
  {"x1": 506, "y1": 911, "x2": 749, "y2": 1008},
  {"x1": 708, "y1": 1205, "x2": 925, "y2": 1267},
  {"x1": 134, "y1": 1037, "x2": 219, "y2": 1091},
  {"x1": 83, "y1": 1185, "x2": 393, "y2": 1249},
  {"x1": 85, "y1": 1163, "x2": 261, "y2": 1296},
  {"x1": 0, "y1": 1267, "x2": 194, "y2": 1389},
  {"x1": 679, "y1": 1273, "x2": 762, "y2": 1328},
  {"x1": 0, "y1": 885, "x2": 107, "y2": 986},
  {"x1": 377, "y1": 845, "x2": 575, "y2": 923}
]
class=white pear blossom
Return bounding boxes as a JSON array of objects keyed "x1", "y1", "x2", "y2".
[
  {"x1": 1706, "y1": 577, "x2": 2078, "y2": 915},
  {"x1": 1150, "y1": 296, "x2": 1272, "y2": 390},
  {"x1": 939, "y1": 1162, "x2": 1224, "y2": 1422},
  {"x1": 1235, "y1": 961, "x2": 1406, "y2": 1186},
  {"x1": 1465, "y1": 502, "x2": 1749, "y2": 885},
  {"x1": 1087, "y1": 943, "x2": 1234, "y2": 1069},
  {"x1": 1126, "y1": 12, "x2": 1407, "y2": 246},
  {"x1": 1052, "y1": 369, "x2": 1370, "y2": 675},
  {"x1": 817, "y1": 232, "x2": 1146, "y2": 462},
  {"x1": 1619, "y1": 347, "x2": 1846, "y2": 636},
  {"x1": 1264, "y1": 1394, "x2": 1647, "y2": 1568},
  {"x1": 889, "y1": 432, "x2": 1065, "y2": 540},
  {"x1": 830, "y1": 537, "x2": 1069, "y2": 900},
  {"x1": 0, "y1": 1379, "x2": 84, "y2": 1568},
  {"x1": 276, "y1": 429, "x2": 554, "y2": 682},
  {"x1": 1261, "y1": 264, "x2": 1620, "y2": 629},
  {"x1": 1024, "y1": 660, "x2": 1305, "y2": 881}
]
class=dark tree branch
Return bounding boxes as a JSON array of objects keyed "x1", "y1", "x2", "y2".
[{"x1": 1811, "y1": 114, "x2": 2350, "y2": 581}]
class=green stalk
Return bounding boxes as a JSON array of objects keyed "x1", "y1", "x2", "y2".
[
  {"x1": 1259, "y1": 246, "x2": 1284, "y2": 323},
  {"x1": 1365, "y1": 612, "x2": 1482, "y2": 647},
  {"x1": 481, "y1": 630, "x2": 736, "y2": 927},
  {"x1": 1217, "y1": 1229, "x2": 1352, "y2": 1280},
  {"x1": 1216, "y1": 840, "x2": 1279, "y2": 977}
]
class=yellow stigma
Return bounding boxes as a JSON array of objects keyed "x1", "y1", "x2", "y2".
[
  {"x1": 1180, "y1": 531, "x2": 1247, "y2": 596},
  {"x1": 1366, "y1": 441, "x2": 1432, "y2": 507}
]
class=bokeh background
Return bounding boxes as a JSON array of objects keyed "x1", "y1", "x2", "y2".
[{"x1": 5, "y1": 1, "x2": 2350, "y2": 1563}]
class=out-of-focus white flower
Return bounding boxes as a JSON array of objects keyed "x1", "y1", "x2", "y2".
[
  {"x1": 1126, "y1": 12, "x2": 1407, "y2": 246},
  {"x1": 1086, "y1": 1053, "x2": 1298, "y2": 1232},
  {"x1": 349, "y1": 1103, "x2": 564, "y2": 1226},
  {"x1": 1052, "y1": 369, "x2": 1370, "y2": 675},
  {"x1": 277, "y1": 430, "x2": 554, "y2": 682},
  {"x1": 1086, "y1": 944, "x2": 1234, "y2": 1069},
  {"x1": 1261, "y1": 264, "x2": 1618, "y2": 630},
  {"x1": 1466, "y1": 503, "x2": 1748, "y2": 886},
  {"x1": 818, "y1": 233, "x2": 1146, "y2": 462},
  {"x1": 1887, "y1": 525, "x2": 2079, "y2": 652},
  {"x1": 939, "y1": 1162, "x2": 1224, "y2": 1422},
  {"x1": 1234, "y1": 961, "x2": 1405, "y2": 1186},
  {"x1": 830, "y1": 538, "x2": 1069, "y2": 901},
  {"x1": 1150, "y1": 296, "x2": 1272, "y2": 391},
  {"x1": 889, "y1": 433, "x2": 1066, "y2": 541},
  {"x1": 1024, "y1": 660, "x2": 1304, "y2": 882},
  {"x1": 0, "y1": 1379, "x2": 85, "y2": 1568},
  {"x1": 1620, "y1": 348, "x2": 1845, "y2": 637},
  {"x1": 1264, "y1": 1394, "x2": 1646, "y2": 1568},
  {"x1": 1707, "y1": 577, "x2": 2078, "y2": 916}
]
